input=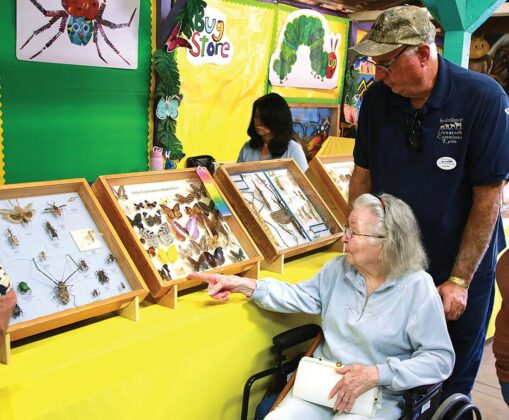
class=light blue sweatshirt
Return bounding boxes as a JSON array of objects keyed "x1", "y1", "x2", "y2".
[
  {"x1": 237, "y1": 139, "x2": 309, "y2": 172},
  {"x1": 252, "y1": 256, "x2": 455, "y2": 416}
]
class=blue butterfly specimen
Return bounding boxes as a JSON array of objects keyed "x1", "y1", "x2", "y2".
[{"x1": 156, "y1": 95, "x2": 182, "y2": 120}]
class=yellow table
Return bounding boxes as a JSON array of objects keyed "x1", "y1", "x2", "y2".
[{"x1": 0, "y1": 251, "x2": 335, "y2": 420}]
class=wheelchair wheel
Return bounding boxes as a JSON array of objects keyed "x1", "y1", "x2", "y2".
[{"x1": 431, "y1": 393, "x2": 482, "y2": 420}]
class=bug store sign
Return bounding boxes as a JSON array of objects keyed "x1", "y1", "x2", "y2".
[
  {"x1": 16, "y1": 0, "x2": 140, "y2": 69},
  {"x1": 186, "y1": 7, "x2": 233, "y2": 66}
]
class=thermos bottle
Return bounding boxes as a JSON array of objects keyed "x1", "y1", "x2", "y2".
[{"x1": 150, "y1": 146, "x2": 164, "y2": 171}]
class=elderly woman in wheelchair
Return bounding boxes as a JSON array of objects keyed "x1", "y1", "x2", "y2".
[{"x1": 190, "y1": 193, "x2": 454, "y2": 419}]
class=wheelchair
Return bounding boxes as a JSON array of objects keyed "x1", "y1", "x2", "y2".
[{"x1": 241, "y1": 324, "x2": 482, "y2": 420}]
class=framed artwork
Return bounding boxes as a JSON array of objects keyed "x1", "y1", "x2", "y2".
[
  {"x1": 92, "y1": 168, "x2": 262, "y2": 308},
  {"x1": 0, "y1": 179, "x2": 147, "y2": 364},
  {"x1": 16, "y1": 0, "x2": 140, "y2": 69},
  {"x1": 214, "y1": 159, "x2": 342, "y2": 273},
  {"x1": 306, "y1": 155, "x2": 354, "y2": 225},
  {"x1": 289, "y1": 103, "x2": 340, "y2": 161}
]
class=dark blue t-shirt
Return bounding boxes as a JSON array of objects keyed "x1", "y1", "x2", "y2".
[{"x1": 354, "y1": 56, "x2": 509, "y2": 283}]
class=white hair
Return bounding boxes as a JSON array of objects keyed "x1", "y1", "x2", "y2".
[{"x1": 353, "y1": 193, "x2": 428, "y2": 277}]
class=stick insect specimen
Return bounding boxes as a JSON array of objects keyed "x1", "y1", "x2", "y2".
[
  {"x1": 6, "y1": 228, "x2": 20, "y2": 247},
  {"x1": 32, "y1": 257, "x2": 81, "y2": 306}
]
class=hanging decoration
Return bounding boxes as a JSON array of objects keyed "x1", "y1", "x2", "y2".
[
  {"x1": 16, "y1": 0, "x2": 140, "y2": 69},
  {"x1": 154, "y1": 0, "x2": 207, "y2": 165},
  {"x1": 269, "y1": 9, "x2": 341, "y2": 90}
]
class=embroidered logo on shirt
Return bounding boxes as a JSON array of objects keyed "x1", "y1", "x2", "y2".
[{"x1": 437, "y1": 118, "x2": 463, "y2": 144}]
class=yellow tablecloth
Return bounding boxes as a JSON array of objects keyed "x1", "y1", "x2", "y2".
[{"x1": 0, "y1": 251, "x2": 335, "y2": 420}]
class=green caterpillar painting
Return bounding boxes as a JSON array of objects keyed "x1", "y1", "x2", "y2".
[{"x1": 273, "y1": 15, "x2": 338, "y2": 81}]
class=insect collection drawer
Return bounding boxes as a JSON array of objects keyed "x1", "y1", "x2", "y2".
[
  {"x1": 214, "y1": 159, "x2": 343, "y2": 273},
  {"x1": 0, "y1": 179, "x2": 148, "y2": 364},
  {"x1": 92, "y1": 168, "x2": 262, "y2": 309},
  {"x1": 306, "y1": 155, "x2": 354, "y2": 225}
]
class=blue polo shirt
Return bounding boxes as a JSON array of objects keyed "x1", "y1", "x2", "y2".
[{"x1": 354, "y1": 56, "x2": 509, "y2": 283}]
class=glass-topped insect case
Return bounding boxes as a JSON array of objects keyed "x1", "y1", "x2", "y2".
[
  {"x1": 0, "y1": 179, "x2": 148, "y2": 364},
  {"x1": 306, "y1": 155, "x2": 354, "y2": 225},
  {"x1": 92, "y1": 168, "x2": 262, "y2": 309},
  {"x1": 214, "y1": 159, "x2": 343, "y2": 273}
]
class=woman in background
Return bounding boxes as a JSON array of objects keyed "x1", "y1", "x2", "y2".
[{"x1": 237, "y1": 93, "x2": 308, "y2": 172}]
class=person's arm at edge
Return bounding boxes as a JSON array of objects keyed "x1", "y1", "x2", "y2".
[{"x1": 348, "y1": 165, "x2": 371, "y2": 214}]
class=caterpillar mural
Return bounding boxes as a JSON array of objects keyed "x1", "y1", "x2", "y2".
[{"x1": 273, "y1": 15, "x2": 338, "y2": 82}]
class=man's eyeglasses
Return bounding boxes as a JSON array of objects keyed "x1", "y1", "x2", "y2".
[
  {"x1": 406, "y1": 111, "x2": 423, "y2": 151},
  {"x1": 360, "y1": 45, "x2": 409, "y2": 74},
  {"x1": 343, "y1": 226, "x2": 386, "y2": 240}
]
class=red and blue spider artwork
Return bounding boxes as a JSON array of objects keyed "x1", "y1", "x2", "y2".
[{"x1": 18, "y1": 0, "x2": 138, "y2": 67}]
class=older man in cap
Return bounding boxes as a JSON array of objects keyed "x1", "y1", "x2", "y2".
[{"x1": 348, "y1": 5, "x2": 509, "y2": 400}]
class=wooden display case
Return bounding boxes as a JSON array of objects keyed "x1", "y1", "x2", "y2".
[
  {"x1": 92, "y1": 168, "x2": 262, "y2": 309},
  {"x1": 0, "y1": 179, "x2": 148, "y2": 364},
  {"x1": 214, "y1": 159, "x2": 342, "y2": 273},
  {"x1": 306, "y1": 155, "x2": 354, "y2": 225}
]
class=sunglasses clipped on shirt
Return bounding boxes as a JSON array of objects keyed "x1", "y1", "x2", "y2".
[{"x1": 406, "y1": 111, "x2": 423, "y2": 151}]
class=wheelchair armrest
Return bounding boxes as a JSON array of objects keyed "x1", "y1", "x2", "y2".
[
  {"x1": 272, "y1": 324, "x2": 322, "y2": 353},
  {"x1": 404, "y1": 382, "x2": 442, "y2": 406}
]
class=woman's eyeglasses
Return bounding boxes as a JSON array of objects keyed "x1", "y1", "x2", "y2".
[
  {"x1": 343, "y1": 226, "x2": 386, "y2": 240},
  {"x1": 406, "y1": 111, "x2": 423, "y2": 151},
  {"x1": 359, "y1": 46, "x2": 409, "y2": 74}
]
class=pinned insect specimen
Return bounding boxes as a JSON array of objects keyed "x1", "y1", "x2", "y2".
[
  {"x1": 140, "y1": 228, "x2": 159, "y2": 247},
  {"x1": 106, "y1": 254, "x2": 117, "y2": 264},
  {"x1": 157, "y1": 244, "x2": 178, "y2": 264},
  {"x1": 157, "y1": 222, "x2": 174, "y2": 245},
  {"x1": 189, "y1": 183, "x2": 206, "y2": 199},
  {"x1": 66, "y1": 254, "x2": 89, "y2": 272},
  {"x1": 195, "y1": 201, "x2": 214, "y2": 216},
  {"x1": 92, "y1": 289, "x2": 100, "y2": 298},
  {"x1": 160, "y1": 203, "x2": 182, "y2": 219},
  {"x1": 134, "y1": 202, "x2": 145, "y2": 210},
  {"x1": 0, "y1": 200, "x2": 36, "y2": 224},
  {"x1": 230, "y1": 248, "x2": 246, "y2": 262},
  {"x1": 96, "y1": 270, "x2": 109, "y2": 285},
  {"x1": 43, "y1": 201, "x2": 66, "y2": 218},
  {"x1": 111, "y1": 185, "x2": 128, "y2": 201},
  {"x1": 39, "y1": 251, "x2": 47, "y2": 262},
  {"x1": 45, "y1": 220, "x2": 58, "y2": 240},
  {"x1": 143, "y1": 210, "x2": 162, "y2": 227},
  {"x1": 17, "y1": 281, "x2": 32, "y2": 295},
  {"x1": 120, "y1": 282, "x2": 126, "y2": 290},
  {"x1": 84, "y1": 229, "x2": 98, "y2": 243},
  {"x1": 6, "y1": 228, "x2": 19, "y2": 247},
  {"x1": 213, "y1": 247, "x2": 225, "y2": 266},
  {"x1": 158, "y1": 264, "x2": 172, "y2": 281},
  {"x1": 175, "y1": 193, "x2": 194, "y2": 204},
  {"x1": 67, "y1": 196, "x2": 79, "y2": 202},
  {"x1": 147, "y1": 246, "x2": 156, "y2": 257},
  {"x1": 32, "y1": 258, "x2": 80, "y2": 306},
  {"x1": 144, "y1": 200, "x2": 157, "y2": 208},
  {"x1": 127, "y1": 213, "x2": 143, "y2": 229},
  {"x1": 186, "y1": 215, "x2": 199, "y2": 239},
  {"x1": 199, "y1": 251, "x2": 217, "y2": 268},
  {"x1": 79, "y1": 259, "x2": 89, "y2": 272},
  {"x1": 12, "y1": 304, "x2": 23, "y2": 319},
  {"x1": 207, "y1": 235, "x2": 221, "y2": 250},
  {"x1": 167, "y1": 219, "x2": 188, "y2": 241}
]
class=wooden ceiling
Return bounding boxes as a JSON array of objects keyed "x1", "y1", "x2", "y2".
[{"x1": 292, "y1": 0, "x2": 423, "y2": 13}]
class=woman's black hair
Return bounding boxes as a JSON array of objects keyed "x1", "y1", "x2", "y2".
[{"x1": 247, "y1": 93, "x2": 294, "y2": 157}]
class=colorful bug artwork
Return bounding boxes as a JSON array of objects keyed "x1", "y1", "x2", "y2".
[
  {"x1": 156, "y1": 94, "x2": 182, "y2": 121},
  {"x1": 19, "y1": 0, "x2": 138, "y2": 66}
]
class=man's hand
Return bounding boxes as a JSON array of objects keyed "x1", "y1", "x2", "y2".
[
  {"x1": 328, "y1": 364, "x2": 378, "y2": 413},
  {"x1": 437, "y1": 281, "x2": 468, "y2": 320}
]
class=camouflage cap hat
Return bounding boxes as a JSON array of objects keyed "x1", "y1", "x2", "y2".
[{"x1": 351, "y1": 6, "x2": 436, "y2": 57}]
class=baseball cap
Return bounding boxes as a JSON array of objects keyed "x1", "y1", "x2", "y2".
[{"x1": 351, "y1": 5, "x2": 436, "y2": 57}]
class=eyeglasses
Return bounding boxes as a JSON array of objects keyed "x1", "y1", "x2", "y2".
[
  {"x1": 343, "y1": 226, "x2": 386, "y2": 240},
  {"x1": 406, "y1": 111, "x2": 423, "y2": 151},
  {"x1": 360, "y1": 46, "x2": 409, "y2": 74}
]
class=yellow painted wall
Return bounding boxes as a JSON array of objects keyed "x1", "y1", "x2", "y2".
[{"x1": 176, "y1": 0, "x2": 276, "y2": 165}]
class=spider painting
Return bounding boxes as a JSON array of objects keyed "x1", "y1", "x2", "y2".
[{"x1": 18, "y1": 0, "x2": 138, "y2": 66}]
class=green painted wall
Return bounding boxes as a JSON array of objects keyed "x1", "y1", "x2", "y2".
[{"x1": 0, "y1": 1, "x2": 152, "y2": 184}]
